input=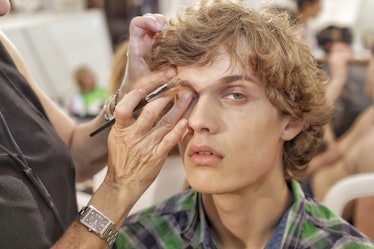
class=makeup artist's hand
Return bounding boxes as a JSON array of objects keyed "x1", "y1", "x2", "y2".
[
  {"x1": 326, "y1": 43, "x2": 352, "y2": 105},
  {"x1": 343, "y1": 106, "x2": 374, "y2": 174},
  {"x1": 120, "y1": 13, "x2": 175, "y2": 94},
  {"x1": 105, "y1": 77, "x2": 191, "y2": 202}
]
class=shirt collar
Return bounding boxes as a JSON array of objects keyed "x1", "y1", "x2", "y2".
[
  {"x1": 157, "y1": 190, "x2": 210, "y2": 248},
  {"x1": 180, "y1": 191, "x2": 216, "y2": 248},
  {"x1": 280, "y1": 179, "x2": 307, "y2": 248},
  {"x1": 167, "y1": 180, "x2": 307, "y2": 249}
]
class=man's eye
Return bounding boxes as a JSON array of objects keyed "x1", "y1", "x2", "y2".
[{"x1": 226, "y1": 93, "x2": 245, "y2": 100}]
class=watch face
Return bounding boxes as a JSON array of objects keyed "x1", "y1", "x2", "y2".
[{"x1": 85, "y1": 210, "x2": 108, "y2": 232}]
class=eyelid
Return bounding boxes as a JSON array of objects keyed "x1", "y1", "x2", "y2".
[
  {"x1": 224, "y1": 92, "x2": 245, "y2": 100},
  {"x1": 222, "y1": 84, "x2": 245, "y2": 94},
  {"x1": 221, "y1": 85, "x2": 250, "y2": 99}
]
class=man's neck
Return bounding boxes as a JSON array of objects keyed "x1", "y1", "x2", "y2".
[{"x1": 202, "y1": 179, "x2": 292, "y2": 249}]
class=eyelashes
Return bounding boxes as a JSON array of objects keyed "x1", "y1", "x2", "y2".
[
  {"x1": 224, "y1": 92, "x2": 246, "y2": 100},
  {"x1": 176, "y1": 89, "x2": 247, "y2": 102},
  {"x1": 175, "y1": 83, "x2": 250, "y2": 105}
]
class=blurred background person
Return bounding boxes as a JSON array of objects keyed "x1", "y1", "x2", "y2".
[
  {"x1": 295, "y1": 0, "x2": 325, "y2": 59},
  {"x1": 69, "y1": 65, "x2": 108, "y2": 119},
  {"x1": 89, "y1": 0, "x2": 159, "y2": 49},
  {"x1": 303, "y1": 45, "x2": 374, "y2": 240}
]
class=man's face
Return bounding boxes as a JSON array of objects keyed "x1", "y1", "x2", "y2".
[{"x1": 177, "y1": 54, "x2": 300, "y2": 194}]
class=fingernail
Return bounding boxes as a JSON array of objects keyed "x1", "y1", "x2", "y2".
[
  {"x1": 179, "y1": 119, "x2": 188, "y2": 128},
  {"x1": 138, "y1": 88, "x2": 147, "y2": 95},
  {"x1": 182, "y1": 92, "x2": 192, "y2": 101},
  {"x1": 157, "y1": 22, "x2": 165, "y2": 31},
  {"x1": 167, "y1": 68, "x2": 177, "y2": 78}
]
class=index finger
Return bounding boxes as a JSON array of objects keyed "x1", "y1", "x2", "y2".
[{"x1": 129, "y1": 14, "x2": 167, "y2": 39}]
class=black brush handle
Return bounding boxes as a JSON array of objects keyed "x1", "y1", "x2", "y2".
[
  {"x1": 89, "y1": 97, "x2": 149, "y2": 137},
  {"x1": 89, "y1": 83, "x2": 171, "y2": 137}
]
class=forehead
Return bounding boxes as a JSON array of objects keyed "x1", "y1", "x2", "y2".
[
  {"x1": 177, "y1": 54, "x2": 259, "y2": 90},
  {"x1": 178, "y1": 54, "x2": 237, "y2": 77}
]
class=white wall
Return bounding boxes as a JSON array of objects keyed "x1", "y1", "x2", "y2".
[
  {"x1": 310, "y1": 0, "x2": 374, "y2": 47},
  {"x1": 0, "y1": 9, "x2": 113, "y2": 108}
]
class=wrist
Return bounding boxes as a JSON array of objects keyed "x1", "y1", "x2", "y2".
[
  {"x1": 89, "y1": 179, "x2": 139, "y2": 226},
  {"x1": 103, "y1": 90, "x2": 120, "y2": 121},
  {"x1": 343, "y1": 152, "x2": 357, "y2": 176}
]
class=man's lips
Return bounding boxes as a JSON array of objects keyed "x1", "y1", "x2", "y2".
[{"x1": 187, "y1": 144, "x2": 223, "y2": 165}]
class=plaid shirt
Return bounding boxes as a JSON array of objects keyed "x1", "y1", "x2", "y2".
[{"x1": 115, "y1": 180, "x2": 374, "y2": 249}]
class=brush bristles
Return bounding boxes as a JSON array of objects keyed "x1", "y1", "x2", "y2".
[{"x1": 167, "y1": 77, "x2": 181, "y2": 89}]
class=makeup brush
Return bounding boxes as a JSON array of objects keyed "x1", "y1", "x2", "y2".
[{"x1": 89, "y1": 78, "x2": 180, "y2": 137}]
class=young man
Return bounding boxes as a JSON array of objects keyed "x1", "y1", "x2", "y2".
[{"x1": 114, "y1": 0, "x2": 374, "y2": 248}]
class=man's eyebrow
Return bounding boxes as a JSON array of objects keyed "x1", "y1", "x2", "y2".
[
  {"x1": 219, "y1": 74, "x2": 258, "y2": 85},
  {"x1": 178, "y1": 74, "x2": 258, "y2": 89}
]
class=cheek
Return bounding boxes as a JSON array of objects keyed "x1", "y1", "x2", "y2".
[
  {"x1": 229, "y1": 132, "x2": 281, "y2": 181},
  {"x1": 228, "y1": 110, "x2": 284, "y2": 160},
  {"x1": 232, "y1": 127, "x2": 278, "y2": 158},
  {"x1": 236, "y1": 103, "x2": 284, "y2": 138}
]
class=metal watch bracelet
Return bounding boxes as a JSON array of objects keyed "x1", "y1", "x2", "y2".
[{"x1": 77, "y1": 205, "x2": 119, "y2": 248}]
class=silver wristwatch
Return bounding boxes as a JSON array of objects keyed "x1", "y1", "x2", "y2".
[{"x1": 77, "y1": 205, "x2": 119, "y2": 247}]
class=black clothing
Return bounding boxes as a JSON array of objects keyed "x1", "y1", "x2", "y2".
[{"x1": 0, "y1": 41, "x2": 77, "y2": 249}]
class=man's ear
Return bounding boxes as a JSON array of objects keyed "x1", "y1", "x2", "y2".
[{"x1": 281, "y1": 117, "x2": 304, "y2": 141}]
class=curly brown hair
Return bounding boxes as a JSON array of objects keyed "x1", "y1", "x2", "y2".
[{"x1": 147, "y1": 0, "x2": 332, "y2": 178}]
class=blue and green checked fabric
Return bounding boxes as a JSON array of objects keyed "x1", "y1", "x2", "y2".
[{"x1": 115, "y1": 179, "x2": 374, "y2": 249}]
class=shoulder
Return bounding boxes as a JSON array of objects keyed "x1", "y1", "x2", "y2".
[
  {"x1": 286, "y1": 180, "x2": 374, "y2": 248},
  {"x1": 301, "y1": 195, "x2": 374, "y2": 248}
]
